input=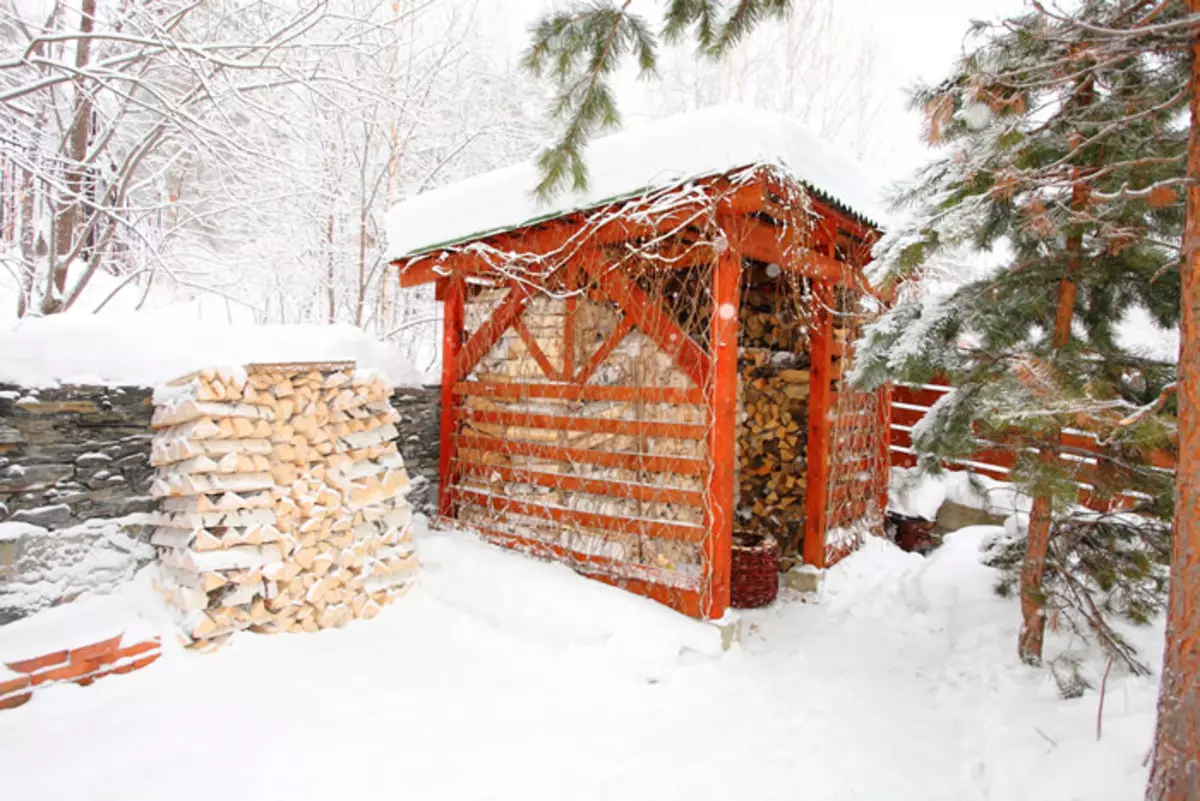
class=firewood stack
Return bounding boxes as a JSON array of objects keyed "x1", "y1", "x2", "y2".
[
  {"x1": 147, "y1": 362, "x2": 416, "y2": 648},
  {"x1": 737, "y1": 293, "x2": 812, "y2": 552}
]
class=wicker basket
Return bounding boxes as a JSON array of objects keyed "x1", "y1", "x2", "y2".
[{"x1": 731, "y1": 531, "x2": 780, "y2": 609}]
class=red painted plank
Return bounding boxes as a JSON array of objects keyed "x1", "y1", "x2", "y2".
[
  {"x1": 454, "y1": 461, "x2": 705, "y2": 506},
  {"x1": 581, "y1": 256, "x2": 712, "y2": 389},
  {"x1": 454, "y1": 284, "x2": 530, "y2": 381},
  {"x1": 452, "y1": 487, "x2": 705, "y2": 542},
  {"x1": 458, "y1": 408, "x2": 707, "y2": 441},
  {"x1": 472, "y1": 526, "x2": 704, "y2": 617},
  {"x1": 438, "y1": 277, "x2": 465, "y2": 518},
  {"x1": 455, "y1": 434, "x2": 708, "y2": 476},
  {"x1": 453, "y1": 381, "x2": 704, "y2": 405},
  {"x1": 803, "y1": 279, "x2": 834, "y2": 568},
  {"x1": 512, "y1": 316, "x2": 560, "y2": 381},
  {"x1": 703, "y1": 244, "x2": 740, "y2": 619}
]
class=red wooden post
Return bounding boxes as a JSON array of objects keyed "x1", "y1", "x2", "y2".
[
  {"x1": 876, "y1": 382, "x2": 892, "y2": 523},
  {"x1": 563, "y1": 260, "x2": 577, "y2": 381},
  {"x1": 704, "y1": 246, "x2": 741, "y2": 619},
  {"x1": 438, "y1": 275, "x2": 465, "y2": 520},
  {"x1": 804, "y1": 279, "x2": 834, "y2": 568}
]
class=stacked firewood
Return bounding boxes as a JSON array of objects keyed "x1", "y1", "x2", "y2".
[
  {"x1": 147, "y1": 363, "x2": 416, "y2": 647},
  {"x1": 737, "y1": 296, "x2": 812, "y2": 550}
]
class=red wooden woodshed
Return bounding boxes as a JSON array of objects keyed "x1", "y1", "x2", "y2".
[{"x1": 388, "y1": 106, "x2": 891, "y2": 619}]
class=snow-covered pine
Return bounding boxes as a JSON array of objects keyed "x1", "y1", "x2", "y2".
[
  {"x1": 149, "y1": 362, "x2": 416, "y2": 646},
  {"x1": 851, "y1": 1, "x2": 1183, "y2": 668}
]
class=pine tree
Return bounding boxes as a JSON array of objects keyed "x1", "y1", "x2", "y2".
[
  {"x1": 522, "y1": 0, "x2": 791, "y2": 199},
  {"x1": 851, "y1": 1, "x2": 1185, "y2": 667}
]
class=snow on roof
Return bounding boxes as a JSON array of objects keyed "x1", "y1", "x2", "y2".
[{"x1": 385, "y1": 104, "x2": 888, "y2": 260}]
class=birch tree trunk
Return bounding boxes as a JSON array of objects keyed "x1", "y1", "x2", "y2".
[{"x1": 1146, "y1": 5, "x2": 1200, "y2": 797}]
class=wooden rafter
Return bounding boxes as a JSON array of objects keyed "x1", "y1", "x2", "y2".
[{"x1": 396, "y1": 176, "x2": 767, "y2": 288}]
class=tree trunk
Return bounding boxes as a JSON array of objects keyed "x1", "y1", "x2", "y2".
[
  {"x1": 44, "y1": 0, "x2": 97, "y2": 314},
  {"x1": 1018, "y1": 150, "x2": 1089, "y2": 665},
  {"x1": 326, "y1": 212, "x2": 336, "y2": 324},
  {"x1": 1146, "y1": 6, "x2": 1200, "y2": 798}
]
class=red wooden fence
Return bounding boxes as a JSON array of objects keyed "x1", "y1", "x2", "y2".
[{"x1": 889, "y1": 381, "x2": 1175, "y2": 512}]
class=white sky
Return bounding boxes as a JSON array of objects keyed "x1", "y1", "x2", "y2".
[{"x1": 490, "y1": 0, "x2": 1029, "y2": 183}]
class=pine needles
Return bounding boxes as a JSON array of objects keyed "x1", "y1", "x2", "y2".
[{"x1": 522, "y1": 0, "x2": 793, "y2": 200}]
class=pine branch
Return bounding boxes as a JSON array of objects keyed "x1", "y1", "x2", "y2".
[{"x1": 523, "y1": 0, "x2": 794, "y2": 199}]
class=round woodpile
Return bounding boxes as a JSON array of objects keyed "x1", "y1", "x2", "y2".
[
  {"x1": 730, "y1": 531, "x2": 779, "y2": 608},
  {"x1": 148, "y1": 363, "x2": 415, "y2": 647}
]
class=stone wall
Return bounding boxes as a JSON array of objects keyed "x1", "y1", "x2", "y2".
[
  {"x1": 0, "y1": 384, "x2": 157, "y2": 528},
  {"x1": 0, "y1": 380, "x2": 440, "y2": 625},
  {"x1": 388, "y1": 385, "x2": 440, "y2": 516},
  {"x1": 0, "y1": 382, "x2": 442, "y2": 528}
]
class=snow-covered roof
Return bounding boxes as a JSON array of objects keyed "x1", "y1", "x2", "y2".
[{"x1": 385, "y1": 105, "x2": 888, "y2": 260}]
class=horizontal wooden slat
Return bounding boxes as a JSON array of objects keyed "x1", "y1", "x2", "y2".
[
  {"x1": 455, "y1": 461, "x2": 704, "y2": 507},
  {"x1": 473, "y1": 526, "x2": 704, "y2": 617},
  {"x1": 453, "y1": 381, "x2": 704, "y2": 405},
  {"x1": 890, "y1": 405, "x2": 927, "y2": 428},
  {"x1": 459, "y1": 408, "x2": 707, "y2": 441},
  {"x1": 452, "y1": 487, "x2": 705, "y2": 542},
  {"x1": 892, "y1": 385, "x2": 951, "y2": 409},
  {"x1": 456, "y1": 434, "x2": 707, "y2": 475}
]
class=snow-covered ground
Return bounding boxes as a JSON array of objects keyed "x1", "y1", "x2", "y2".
[{"x1": 0, "y1": 521, "x2": 1162, "y2": 801}]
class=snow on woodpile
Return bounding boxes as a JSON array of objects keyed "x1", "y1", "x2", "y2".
[
  {"x1": 0, "y1": 315, "x2": 426, "y2": 388},
  {"x1": 147, "y1": 364, "x2": 416, "y2": 646},
  {"x1": 384, "y1": 104, "x2": 888, "y2": 259}
]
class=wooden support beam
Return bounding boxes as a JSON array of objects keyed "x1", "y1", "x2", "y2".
[
  {"x1": 803, "y1": 279, "x2": 834, "y2": 568},
  {"x1": 453, "y1": 381, "x2": 704, "y2": 405},
  {"x1": 455, "y1": 434, "x2": 707, "y2": 476},
  {"x1": 454, "y1": 461, "x2": 705, "y2": 506},
  {"x1": 581, "y1": 257, "x2": 711, "y2": 388},
  {"x1": 573, "y1": 316, "x2": 635, "y2": 385},
  {"x1": 458, "y1": 408, "x2": 707, "y2": 441},
  {"x1": 563, "y1": 262, "x2": 577, "y2": 379},
  {"x1": 703, "y1": 242, "x2": 740, "y2": 619},
  {"x1": 438, "y1": 276, "x2": 465, "y2": 518},
  {"x1": 452, "y1": 487, "x2": 705, "y2": 542},
  {"x1": 453, "y1": 283, "x2": 530, "y2": 381},
  {"x1": 512, "y1": 316, "x2": 560, "y2": 381}
]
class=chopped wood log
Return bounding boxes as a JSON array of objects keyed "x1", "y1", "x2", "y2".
[{"x1": 151, "y1": 363, "x2": 416, "y2": 648}]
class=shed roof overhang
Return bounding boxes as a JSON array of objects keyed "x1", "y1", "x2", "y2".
[{"x1": 392, "y1": 169, "x2": 879, "y2": 296}]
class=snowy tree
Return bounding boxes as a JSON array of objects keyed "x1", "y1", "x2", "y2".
[
  {"x1": 0, "y1": 0, "x2": 363, "y2": 315},
  {"x1": 850, "y1": 0, "x2": 1186, "y2": 671}
]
